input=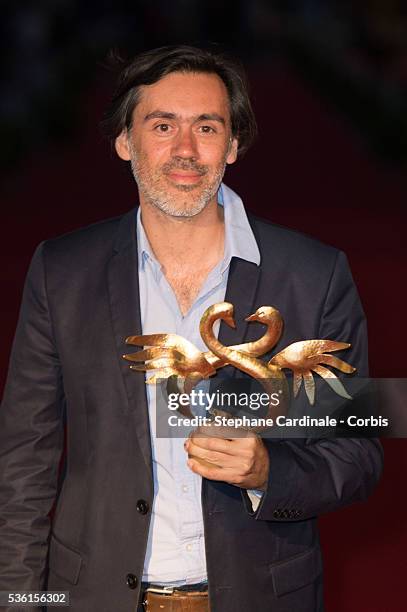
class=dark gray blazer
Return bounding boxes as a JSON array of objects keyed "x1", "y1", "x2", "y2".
[{"x1": 0, "y1": 208, "x2": 383, "y2": 612}]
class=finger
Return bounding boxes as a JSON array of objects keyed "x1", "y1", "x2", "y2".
[
  {"x1": 187, "y1": 458, "x2": 230, "y2": 482},
  {"x1": 187, "y1": 457, "x2": 253, "y2": 486},
  {"x1": 187, "y1": 441, "x2": 243, "y2": 469},
  {"x1": 188, "y1": 434, "x2": 233, "y2": 455},
  {"x1": 189, "y1": 432, "x2": 251, "y2": 458},
  {"x1": 189, "y1": 456, "x2": 223, "y2": 469},
  {"x1": 187, "y1": 432, "x2": 257, "y2": 457},
  {"x1": 194, "y1": 423, "x2": 255, "y2": 441}
]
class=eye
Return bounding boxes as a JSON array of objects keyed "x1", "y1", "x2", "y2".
[
  {"x1": 198, "y1": 125, "x2": 216, "y2": 134},
  {"x1": 154, "y1": 123, "x2": 172, "y2": 133}
]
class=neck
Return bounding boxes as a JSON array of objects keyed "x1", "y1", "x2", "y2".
[{"x1": 140, "y1": 195, "x2": 224, "y2": 271}]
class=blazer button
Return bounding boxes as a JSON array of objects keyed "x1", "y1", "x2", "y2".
[
  {"x1": 136, "y1": 499, "x2": 149, "y2": 515},
  {"x1": 126, "y1": 573, "x2": 138, "y2": 590}
]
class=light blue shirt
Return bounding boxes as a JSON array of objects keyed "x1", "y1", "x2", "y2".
[{"x1": 138, "y1": 183, "x2": 261, "y2": 584}]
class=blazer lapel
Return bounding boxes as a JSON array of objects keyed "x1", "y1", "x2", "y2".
[
  {"x1": 220, "y1": 256, "x2": 262, "y2": 350},
  {"x1": 107, "y1": 209, "x2": 152, "y2": 478},
  {"x1": 204, "y1": 256, "x2": 262, "y2": 511}
]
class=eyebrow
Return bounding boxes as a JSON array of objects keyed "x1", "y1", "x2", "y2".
[{"x1": 143, "y1": 110, "x2": 226, "y2": 125}]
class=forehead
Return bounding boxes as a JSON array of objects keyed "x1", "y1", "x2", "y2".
[{"x1": 134, "y1": 71, "x2": 231, "y2": 122}]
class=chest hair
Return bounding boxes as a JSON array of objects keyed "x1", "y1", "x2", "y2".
[{"x1": 165, "y1": 265, "x2": 215, "y2": 316}]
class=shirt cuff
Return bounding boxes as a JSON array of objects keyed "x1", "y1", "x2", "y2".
[{"x1": 246, "y1": 489, "x2": 264, "y2": 512}]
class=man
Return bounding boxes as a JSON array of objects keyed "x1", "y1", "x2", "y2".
[{"x1": 0, "y1": 45, "x2": 382, "y2": 612}]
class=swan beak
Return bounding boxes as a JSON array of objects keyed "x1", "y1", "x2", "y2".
[
  {"x1": 224, "y1": 315, "x2": 236, "y2": 328},
  {"x1": 245, "y1": 314, "x2": 257, "y2": 322}
]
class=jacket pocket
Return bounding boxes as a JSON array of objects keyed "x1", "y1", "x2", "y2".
[
  {"x1": 48, "y1": 534, "x2": 83, "y2": 585},
  {"x1": 270, "y1": 545, "x2": 322, "y2": 597}
]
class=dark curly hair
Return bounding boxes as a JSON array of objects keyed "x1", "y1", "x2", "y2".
[{"x1": 101, "y1": 45, "x2": 257, "y2": 158}]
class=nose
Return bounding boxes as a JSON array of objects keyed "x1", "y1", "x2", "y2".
[{"x1": 171, "y1": 126, "x2": 198, "y2": 159}]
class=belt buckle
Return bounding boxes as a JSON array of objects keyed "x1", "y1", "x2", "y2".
[
  {"x1": 142, "y1": 586, "x2": 175, "y2": 610},
  {"x1": 145, "y1": 585, "x2": 175, "y2": 595}
]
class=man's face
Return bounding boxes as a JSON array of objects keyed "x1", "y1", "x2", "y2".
[{"x1": 115, "y1": 71, "x2": 238, "y2": 217}]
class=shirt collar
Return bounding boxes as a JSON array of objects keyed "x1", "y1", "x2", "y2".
[
  {"x1": 136, "y1": 182, "x2": 261, "y2": 271},
  {"x1": 219, "y1": 183, "x2": 260, "y2": 269},
  {"x1": 137, "y1": 207, "x2": 154, "y2": 271}
]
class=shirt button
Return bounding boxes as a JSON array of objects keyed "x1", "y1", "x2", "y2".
[
  {"x1": 186, "y1": 543, "x2": 193, "y2": 552},
  {"x1": 182, "y1": 485, "x2": 189, "y2": 493}
]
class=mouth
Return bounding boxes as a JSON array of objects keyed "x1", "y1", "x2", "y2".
[{"x1": 166, "y1": 172, "x2": 204, "y2": 185}]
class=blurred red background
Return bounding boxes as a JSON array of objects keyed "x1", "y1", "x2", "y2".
[{"x1": 1, "y1": 60, "x2": 406, "y2": 611}]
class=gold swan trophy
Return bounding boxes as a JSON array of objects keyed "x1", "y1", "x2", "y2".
[{"x1": 123, "y1": 302, "x2": 355, "y2": 431}]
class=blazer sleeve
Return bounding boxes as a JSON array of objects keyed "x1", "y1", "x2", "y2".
[
  {"x1": 0, "y1": 243, "x2": 65, "y2": 595},
  {"x1": 252, "y1": 250, "x2": 383, "y2": 522}
]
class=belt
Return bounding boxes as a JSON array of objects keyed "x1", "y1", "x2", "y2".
[{"x1": 139, "y1": 582, "x2": 209, "y2": 611}]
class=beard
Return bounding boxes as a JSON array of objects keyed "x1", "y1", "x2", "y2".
[{"x1": 128, "y1": 143, "x2": 227, "y2": 218}]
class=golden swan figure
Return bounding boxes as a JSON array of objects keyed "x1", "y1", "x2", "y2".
[
  {"x1": 123, "y1": 302, "x2": 356, "y2": 407},
  {"x1": 124, "y1": 305, "x2": 283, "y2": 386}
]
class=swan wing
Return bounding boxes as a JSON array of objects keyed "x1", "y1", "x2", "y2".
[
  {"x1": 269, "y1": 339, "x2": 355, "y2": 404},
  {"x1": 126, "y1": 333, "x2": 200, "y2": 356},
  {"x1": 124, "y1": 333, "x2": 215, "y2": 380}
]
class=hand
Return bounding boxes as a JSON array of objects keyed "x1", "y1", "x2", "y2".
[{"x1": 184, "y1": 424, "x2": 270, "y2": 490}]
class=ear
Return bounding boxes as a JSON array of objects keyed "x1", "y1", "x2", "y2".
[
  {"x1": 226, "y1": 137, "x2": 238, "y2": 165},
  {"x1": 115, "y1": 130, "x2": 131, "y2": 161}
]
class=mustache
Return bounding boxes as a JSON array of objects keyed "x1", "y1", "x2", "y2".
[{"x1": 162, "y1": 158, "x2": 208, "y2": 176}]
